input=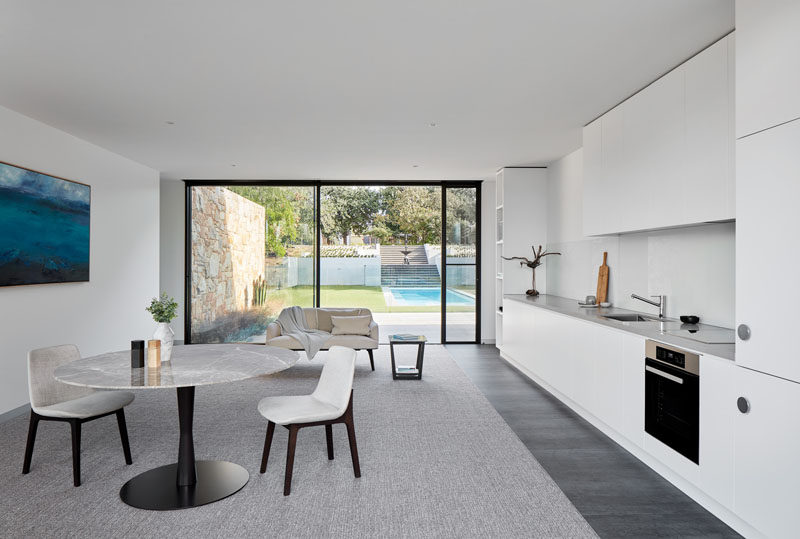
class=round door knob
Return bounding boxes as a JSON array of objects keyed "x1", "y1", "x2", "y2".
[
  {"x1": 737, "y1": 397, "x2": 751, "y2": 414},
  {"x1": 737, "y1": 324, "x2": 751, "y2": 341}
]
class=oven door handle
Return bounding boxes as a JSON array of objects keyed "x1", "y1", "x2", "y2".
[{"x1": 645, "y1": 365, "x2": 684, "y2": 384}]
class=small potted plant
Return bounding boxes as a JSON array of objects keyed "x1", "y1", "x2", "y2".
[{"x1": 146, "y1": 292, "x2": 179, "y2": 362}]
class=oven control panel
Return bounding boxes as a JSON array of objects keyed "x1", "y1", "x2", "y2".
[{"x1": 645, "y1": 340, "x2": 699, "y2": 376}]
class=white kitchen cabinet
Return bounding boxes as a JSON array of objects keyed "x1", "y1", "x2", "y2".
[
  {"x1": 736, "y1": 0, "x2": 800, "y2": 138},
  {"x1": 699, "y1": 355, "x2": 736, "y2": 511},
  {"x1": 501, "y1": 299, "x2": 535, "y2": 371},
  {"x1": 736, "y1": 119, "x2": 800, "y2": 383},
  {"x1": 685, "y1": 36, "x2": 735, "y2": 224},
  {"x1": 582, "y1": 34, "x2": 734, "y2": 236},
  {"x1": 734, "y1": 367, "x2": 800, "y2": 538},
  {"x1": 619, "y1": 333, "x2": 645, "y2": 447},
  {"x1": 591, "y1": 325, "x2": 625, "y2": 432},
  {"x1": 495, "y1": 167, "x2": 547, "y2": 351},
  {"x1": 582, "y1": 119, "x2": 604, "y2": 236}
]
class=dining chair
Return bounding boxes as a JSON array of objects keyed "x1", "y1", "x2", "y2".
[
  {"x1": 23, "y1": 344, "x2": 135, "y2": 486},
  {"x1": 258, "y1": 345, "x2": 360, "y2": 495}
]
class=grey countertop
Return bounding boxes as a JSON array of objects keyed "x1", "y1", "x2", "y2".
[{"x1": 504, "y1": 294, "x2": 735, "y2": 361}]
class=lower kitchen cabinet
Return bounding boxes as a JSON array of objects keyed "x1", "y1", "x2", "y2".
[
  {"x1": 501, "y1": 300, "x2": 751, "y2": 534},
  {"x1": 699, "y1": 355, "x2": 736, "y2": 511},
  {"x1": 620, "y1": 333, "x2": 646, "y2": 447},
  {"x1": 734, "y1": 366, "x2": 800, "y2": 538}
]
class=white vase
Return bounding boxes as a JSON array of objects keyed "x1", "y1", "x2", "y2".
[{"x1": 153, "y1": 322, "x2": 175, "y2": 362}]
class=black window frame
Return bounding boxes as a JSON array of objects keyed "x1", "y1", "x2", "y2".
[{"x1": 183, "y1": 179, "x2": 481, "y2": 344}]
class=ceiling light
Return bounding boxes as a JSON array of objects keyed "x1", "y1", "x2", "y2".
[
  {"x1": 231, "y1": 164, "x2": 237, "y2": 167},
  {"x1": 429, "y1": 122, "x2": 437, "y2": 127},
  {"x1": 165, "y1": 121, "x2": 175, "y2": 125},
  {"x1": 412, "y1": 165, "x2": 419, "y2": 168}
]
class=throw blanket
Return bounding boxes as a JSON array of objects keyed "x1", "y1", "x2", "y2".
[{"x1": 276, "y1": 306, "x2": 330, "y2": 359}]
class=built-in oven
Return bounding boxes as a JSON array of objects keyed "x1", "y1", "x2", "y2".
[{"x1": 644, "y1": 340, "x2": 699, "y2": 464}]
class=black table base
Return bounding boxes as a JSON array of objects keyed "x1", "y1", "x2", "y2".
[
  {"x1": 119, "y1": 386, "x2": 249, "y2": 510},
  {"x1": 119, "y1": 460, "x2": 248, "y2": 510}
]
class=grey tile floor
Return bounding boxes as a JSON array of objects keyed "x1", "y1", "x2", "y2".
[{"x1": 446, "y1": 344, "x2": 741, "y2": 539}]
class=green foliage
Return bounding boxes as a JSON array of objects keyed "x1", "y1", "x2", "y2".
[
  {"x1": 146, "y1": 292, "x2": 179, "y2": 323},
  {"x1": 320, "y1": 186, "x2": 380, "y2": 244},
  {"x1": 388, "y1": 186, "x2": 442, "y2": 244},
  {"x1": 228, "y1": 186, "x2": 314, "y2": 257}
]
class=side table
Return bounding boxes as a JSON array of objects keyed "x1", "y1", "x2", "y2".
[{"x1": 389, "y1": 334, "x2": 426, "y2": 380}]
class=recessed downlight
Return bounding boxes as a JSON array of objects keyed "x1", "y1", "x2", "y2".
[
  {"x1": 429, "y1": 122, "x2": 437, "y2": 127},
  {"x1": 412, "y1": 165, "x2": 419, "y2": 168},
  {"x1": 165, "y1": 121, "x2": 175, "y2": 125}
]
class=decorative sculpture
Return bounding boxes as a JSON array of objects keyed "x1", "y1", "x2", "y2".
[{"x1": 502, "y1": 245, "x2": 561, "y2": 296}]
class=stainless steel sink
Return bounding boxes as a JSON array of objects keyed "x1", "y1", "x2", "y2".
[{"x1": 602, "y1": 314, "x2": 659, "y2": 322}]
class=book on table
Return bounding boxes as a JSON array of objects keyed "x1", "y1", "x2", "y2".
[{"x1": 391, "y1": 334, "x2": 424, "y2": 341}]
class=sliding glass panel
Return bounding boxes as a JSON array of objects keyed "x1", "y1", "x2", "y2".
[
  {"x1": 319, "y1": 185, "x2": 442, "y2": 343},
  {"x1": 189, "y1": 185, "x2": 316, "y2": 343},
  {"x1": 444, "y1": 186, "x2": 478, "y2": 342}
]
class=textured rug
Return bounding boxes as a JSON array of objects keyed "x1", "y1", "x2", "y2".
[{"x1": 0, "y1": 345, "x2": 596, "y2": 538}]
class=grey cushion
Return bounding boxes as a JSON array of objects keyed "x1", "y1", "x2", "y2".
[
  {"x1": 331, "y1": 315, "x2": 372, "y2": 336},
  {"x1": 35, "y1": 391, "x2": 135, "y2": 419}
]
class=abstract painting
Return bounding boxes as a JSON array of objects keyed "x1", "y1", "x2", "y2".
[{"x1": 0, "y1": 161, "x2": 90, "y2": 286}]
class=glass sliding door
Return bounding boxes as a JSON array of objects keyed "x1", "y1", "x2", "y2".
[
  {"x1": 188, "y1": 184, "x2": 316, "y2": 343},
  {"x1": 319, "y1": 185, "x2": 443, "y2": 343},
  {"x1": 185, "y1": 181, "x2": 479, "y2": 344},
  {"x1": 443, "y1": 186, "x2": 479, "y2": 343}
]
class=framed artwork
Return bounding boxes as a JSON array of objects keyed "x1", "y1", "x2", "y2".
[{"x1": 0, "y1": 161, "x2": 90, "y2": 286}]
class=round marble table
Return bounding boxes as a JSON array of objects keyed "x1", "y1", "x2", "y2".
[{"x1": 54, "y1": 343, "x2": 299, "y2": 510}]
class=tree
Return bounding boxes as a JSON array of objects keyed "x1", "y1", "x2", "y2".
[
  {"x1": 320, "y1": 186, "x2": 380, "y2": 244},
  {"x1": 387, "y1": 186, "x2": 441, "y2": 244},
  {"x1": 228, "y1": 186, "x2": 314, "y2": 257}
]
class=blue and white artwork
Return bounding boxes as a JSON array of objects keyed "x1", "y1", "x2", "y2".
[{"x1": 0, "y1": 161, "x2": 90, "y2": 286}]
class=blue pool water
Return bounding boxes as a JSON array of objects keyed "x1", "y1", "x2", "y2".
[{"x1": 388, "y1": 287, "x2": 475, "y2": 306}]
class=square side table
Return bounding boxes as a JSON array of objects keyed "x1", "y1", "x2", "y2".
[{"x1": 388, "y1": 335, "x2": 426, "y2": 380}]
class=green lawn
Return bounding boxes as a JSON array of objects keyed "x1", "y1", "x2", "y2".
[{"x1": 268, "y1": 285, "x2": 474, "y2": 313}]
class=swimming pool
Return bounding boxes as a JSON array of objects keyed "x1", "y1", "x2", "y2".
[{"x1": 387, "y1": 287, "x2": 475, "y2": 306}]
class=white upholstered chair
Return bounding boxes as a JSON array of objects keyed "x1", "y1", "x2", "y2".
[
  {"x1": 258, "y1": 346, "x2": 361, "y2": 495},
  {"x1": 23, "y1": 344, "x2": 135, "y2": 486}
]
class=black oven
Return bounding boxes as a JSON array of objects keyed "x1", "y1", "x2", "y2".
[{"x1": 644, "y1": 340, "x2": 699, "y2": 464}]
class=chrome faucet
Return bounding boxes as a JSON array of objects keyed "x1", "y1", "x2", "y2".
[{"x1": 631, "y1": 293, "x2": 666, "y2": 319}]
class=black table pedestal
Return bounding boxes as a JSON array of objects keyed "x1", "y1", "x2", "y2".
[{"x1": 119, "y1": 386, "x2": 249, "y2": 510}]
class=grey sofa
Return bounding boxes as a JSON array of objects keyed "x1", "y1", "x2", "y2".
[{"x1": 266, "y1": 307, "x2": 379, "y2": 370}]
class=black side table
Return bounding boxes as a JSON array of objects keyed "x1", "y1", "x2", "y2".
[{"x1": 389, "y1": 335, "x2": 427, "y2": 380}]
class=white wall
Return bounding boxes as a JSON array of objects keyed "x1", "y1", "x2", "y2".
[
  {"x1": 160, "y1": 179, "x2": 185, "y2": 341},
  {"x1": 481, "y1": 179, "x2": 496, "y2": 342},
  {"x1": 546, "y1": 148, "x2": 735, "y2": 328},
  {"x1": 0, "y1": 105, "x2": 160, "y2": 414}
]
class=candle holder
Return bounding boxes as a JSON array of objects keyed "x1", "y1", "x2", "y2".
[
  {"x1": 131, "y1": 340, "x2": 145, "y2": 369},
  {"x1": 147, "y1": 340, "x2": 161, "y2": 370}
]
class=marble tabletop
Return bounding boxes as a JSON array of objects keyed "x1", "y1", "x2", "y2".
[{"x1": 54, "y1": 344, "x2": 300, "y2": 390}]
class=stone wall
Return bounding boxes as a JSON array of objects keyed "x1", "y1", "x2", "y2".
[{"x1": 191, "y1": 187, "x2": 265, "y2": 332}]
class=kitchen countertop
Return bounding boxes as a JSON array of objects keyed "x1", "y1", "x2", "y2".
[{"x1": 504, "y1": 294, "x2": 735, "y2": 361}]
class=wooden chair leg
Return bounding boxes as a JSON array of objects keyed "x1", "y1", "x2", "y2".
[
  {"x1": 345, "y1": 412, "x2": 361, "y2": 478},
  {"x1": 260, "y1": 421, "x2": 275, "y2": 473},
  {"x1": 367, "y1": 349, "x2": 375, "y2": 371},
  {"x1": 284, "y1": 425, "x2": 299, "y2": 495},
  {"x1": 116, "y1": 409, "x2": 133, "y2": 465},
  {"x1": 325, "y1": 424, "x2": 334, "y2": 460},
  {"x1": 70, "y1": 419, "x2": 81, "y2": 487},
  {"x1": 22, "y1": 412, "x2": 40, "y2": 474}
]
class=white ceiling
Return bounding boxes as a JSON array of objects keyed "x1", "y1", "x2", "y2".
[{"x1": 0, "y1": 1, "x2": 733, "y2": 181}]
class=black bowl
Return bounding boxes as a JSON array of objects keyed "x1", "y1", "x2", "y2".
[{"x1": 680, "y1": 315, "x2": 700, "y2": 325}]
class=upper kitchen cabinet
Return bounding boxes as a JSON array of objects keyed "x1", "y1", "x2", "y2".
[
  {"x1": 737, "y1": 0, "x2": 800, "y2": 138},
  {"x1": 583, "y1": 34, "x2": 734, "y2": 236}
]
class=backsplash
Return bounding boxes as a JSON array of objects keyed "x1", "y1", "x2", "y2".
[{"x1": 546, "y1": 222, "x2": 735, "y2": 328}]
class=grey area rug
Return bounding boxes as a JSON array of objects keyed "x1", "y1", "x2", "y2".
[{"x1": 0, "y1": 345, "x2": 596, "y2": 538}]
